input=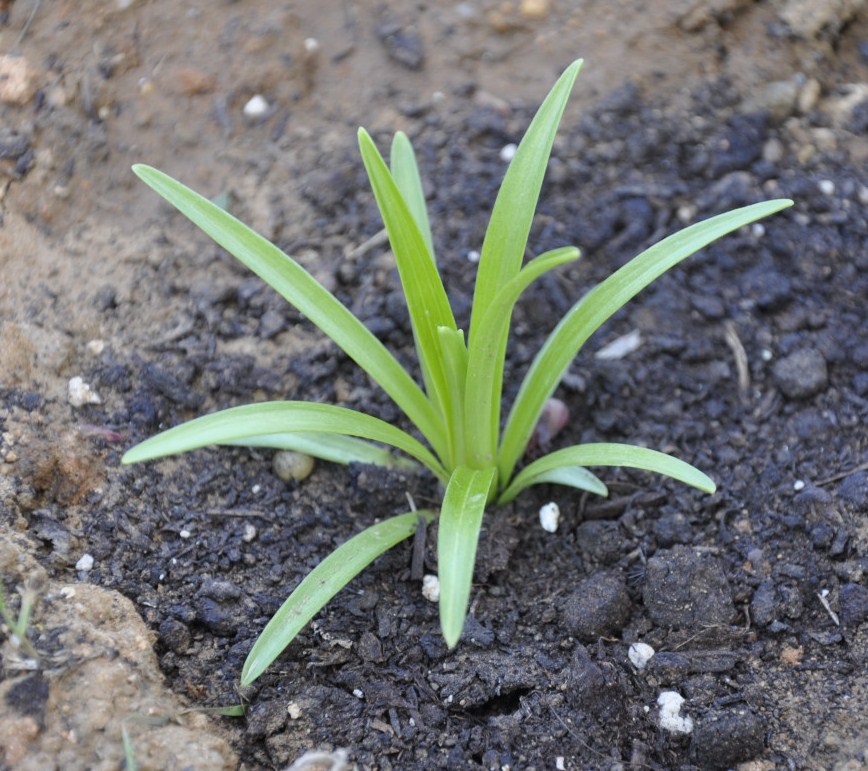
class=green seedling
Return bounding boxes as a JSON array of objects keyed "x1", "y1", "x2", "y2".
[{"x1": 123, "y1": 59, "x2": 792, "y2": 685}]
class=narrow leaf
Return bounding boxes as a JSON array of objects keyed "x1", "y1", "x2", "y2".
[
  {"x1": 498, "y1": 465, "x2": 607, "y2": 504},
  {"x1": 468, "y1": 59, "x2": 582, "y2": 346},
  {"x1": 498, "y1": 199, "x2": 794, "y2": 482},
  {"x1": 464, "y1": 246, "x2": 579, "y2": 468},
  {"x1": 131, "y1": 165, "x2": 446, "y2": 461},
  {"x1": 358, "y1": 130, "x2": 457, "y2": 424},
  {"x1": 241, "y1": 510, "x2": 437, "y2": 685},
  {"x1": 498, "y1": 443, "x2": 715, "y2": 504},
  {"x1": 122, "y1": 402, "x2": 448, "y2": 483},
  {"x1": 438, "y1": 467, "x2": 497, "y2": 647},
  {"x1": 437, "y1": 327, "x2": 469, "y2": 469},
  {"x1": 223, "y1": 432, "x2": 419, "y2": 471},
  {"x1": 390, "y1": 132, "x2": 436, "y2": 261}
]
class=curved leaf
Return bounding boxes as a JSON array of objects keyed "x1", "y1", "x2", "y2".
[
  {"x1": 498, "y1": 442, "x2": 715, "y2": 504},
  {"x1": 464, "y1": 246, "x2": 580, "y2": 468},
  {"x1": 241, "y1": 509, "x2": 437, "y2": 685},
  {"x1": 131, "y1": 165, "x2": 446, "y2": 461},
  {"x1": 497, "y1": 465, "x2": 607, "y2": 504},
  {"x1": 438, "y1": 467, "x2": 497, "y2": 647},
  {"x1": 468, "y1": 59, "x2": 583, "y2": 345},
  {"x1": 390, "y1": 132, "x2": 435, "y2": 261},
  {"x1": 498, "y1": 199, "x2": 794, "y2": 482},
  {"x1": 223, "y1": 432, "x2": 419, "y2": 471},
  {"x1": 122, "y1": 402, "x2": 448, "y2": 483}
]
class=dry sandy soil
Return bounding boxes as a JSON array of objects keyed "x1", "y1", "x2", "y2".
[{"x1": 1, "y1": 1, "x2": 867, "y2": 769}]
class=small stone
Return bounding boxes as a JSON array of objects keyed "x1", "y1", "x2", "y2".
[
  {"x1": 86, "y1": 339, "x2": 106, "y2": 355},
  {"x1": 839, "y1": 583, "x2": 868, "y2": 627},
  {"x1": 75, "y1": 554, "x2": 94, "y2": 572},
  {"x1": 520, "y1": 0, "x2": 550, "y2": 19},
  {"x1": 243, "y1": 94, "x2": 270, "y2": 119},
  {"x1": 499, "y1": 143, "x2": 517, "y2": 162},
  {"x1": 68, "y1": 377, "x2": 101, "y2": 407},
  {"x1": 422, "y1": 574, "x2": 440, "y2": 602},
  {"x1": 563, "y1": 572, "x2": 632, "y2": 641},
  {"x1": 658, "y1": 691, "x2": 693, "y2": 734},
  {"x1": 287, "y1": 702, "x2": 302, "y2": 720},
  {"x1": 818, "y1": 179, "x2": 835, "y2": 196},
  {"x1": 242, "y1": 523, "x2": 257, "y2": 543},
  {"x1": 772, "y1": 348, "x2": 828, "y2": 399},
  {"x1": 0, "y1": 55, "x2": 38, "y2": 105},
  {"x1": 691, "y1": 708, "x2": 766, "y2": 768},
  {"x1": 273, "y1": 451, "x2": 315, "y2": 482},
  {"x1": 159, "y1": 618, "x2": 191, "y2": 654},
  {"x1": 628, "y1": 642, "x2": 656, "y2": 670},
  {"x1": 751, "y1": 579, "x2": 778, "y2": 626},
  {"x1": 539, "y1": 502, "x2": 560, "y2": 533},
  {"x1": 643, "y1": 545, "x2": 736, "y2": 628}
]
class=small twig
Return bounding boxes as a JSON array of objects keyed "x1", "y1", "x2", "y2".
[
  {"x1": 817, "y1": 589, "x2": 840, "y2": 627},
  {"x1": 816, "y1": 459, "x2": 868, "y2": 487},
  {"x1": 344, "y1": 228, "x2": 388, "y2": 260},
  {"x1": 205, "y1": 508, "x2": 269, "y2": 518},
  {"x1": 723, "y1": 320, "x2": 750, "y2": 396},
  {"x1": 13, "y1": 0, "x2": 42, "y2": 52}
]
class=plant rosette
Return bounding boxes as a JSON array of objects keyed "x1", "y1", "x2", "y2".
[{"x1": 123, "y1": 59, "x2": 792, "y2": 686}]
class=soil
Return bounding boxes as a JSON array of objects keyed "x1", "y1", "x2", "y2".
[{"x1": 1, "y1": 1, "x2": 867, "y2": 769}]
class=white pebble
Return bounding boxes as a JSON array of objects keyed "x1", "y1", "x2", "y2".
[
  {"x1": 242, "y1": 523, "x2": 257, "y2": 543},
  {"x1": 793, "y1": 480, "x2": 805, "y2": 491},
  {"x1": 539, "y1": 502, "x2": 560, "y2": 533},
  {"x1": 499, "y1": 143, "x2": 517, "y2": 162},
  {"x1": 818, "y1": 179, "x2": 835, "y2": 196},
  {"x1": 243, "y1": 94, "x2": 270, "y2": 119},
  {"x1": 466, "y1": 250, "x2": 480, "y2": 263},
  {"x1": 751, "y1": 223, "x2": 765, "y2": 238},
  {"x1": 422, "y1": 574, "x2": 440, "y2": 602},
  {"x1": 75, "y1": 554, "x2": 94, "y2": 572},
  {"x1": 352, "y1": 688, "x2": 364, "y2": 699},
  {"x1": 179, "y1": 529, "x2": 192, "y2": 539},
  {"x1": 287, "y1": 702, "x2": 302, "y2": 719},
  {"x1": 68, "y1": 376, "x2": 101, "y2": 407},
  {"x1": 761, "y1": 348, "x2": 773, "y2": 362},
  {"x1": 628, "y1": 641, "x2": 656, "y2": 670},
  {"x1": 595, "y1": 329, "x2": 642, "y2": 360},
  {"x1": 303, "y1": 37, "x2": 320, "y2": 53},
  {"x1": 657, "y1": 691, "x2": 693, "y2": 734},
  {"x1": 555, "y1": 757, "x2": 566, "y2": 771},
  {"x1": 86, "y1": 339, "x2": 106, "y2": 355}
]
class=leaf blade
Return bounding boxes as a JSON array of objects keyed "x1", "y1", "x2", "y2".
[
  {"x1": 390, "y1": 131, "x2": 436, "y2": 261},
  {"x1": 122, "y1": 402, "x2": 448, "y2": 482},
  {"x1": 241, "y1": 509, "x2": 437, "y2": 685},
  {"x1": 468, "y1": 59, "x2": 582, "y2": 347},
  {"x1": 131, "y1": 164, "x2": 447, "y2": 461},
  {"x1": 498, "y1": 442, "x2": 715, "y2": 504},
  {"x1": 437, "y1": 466, "x2": 496, "y2": 647},
  {"x1": 497, "y1": 465, "x2": 608, "y2": 504},
  {"x1": 464, "y1": 246, "x2": 579, "y2": 469},
  {"x1": 498, "y1": 199, "x2": 794, "y2": 483}
]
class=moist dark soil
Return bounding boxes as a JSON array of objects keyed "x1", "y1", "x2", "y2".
[{"x1": 1, "y1": 1, "x2": 867, "y2": 769}]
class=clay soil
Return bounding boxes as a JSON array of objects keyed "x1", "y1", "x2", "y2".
[{"x1": 1, "y1": 1, "x2": 867, "y2": 769}]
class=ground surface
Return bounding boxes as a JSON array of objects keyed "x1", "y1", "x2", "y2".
[{"x1": 1, "y1": 1, "x2": 867, "y2": 769}]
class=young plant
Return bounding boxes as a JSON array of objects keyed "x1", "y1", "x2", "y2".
[{"x1": 123, "y1": 59, "x2": 792, "y2": 685}]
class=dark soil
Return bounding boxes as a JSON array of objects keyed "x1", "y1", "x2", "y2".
[{"x1": 1, "y1": 1, "x2": 867, "y2": 769}]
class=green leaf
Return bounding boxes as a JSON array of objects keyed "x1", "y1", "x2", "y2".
[
  {"x1": 131, "y1": 165, "x2": 447, "y2": 462},
  {"x1": 498, "y1": 442, "x2": 715, "y2": 504},
  {"x1": 358, "y1": 130, "x2": 457, "y2": 429},
  {"x1": 497, "y1": 465, "x2": 607, "y2": 504},
  {"x1": 241, "y1": 509, "x2": 437, "y2": 685},
  {"x1": 223, "y1": 432, "x2": 419, "y2": 471},
  {"x1": 437, "y1": 467, "x2": 497, "y2": 647},
  {"x1": 390, "y1": 132, "x2": 436, "y2": 262},
  {"x1": 468, "y1": 59, "x2": 582, "y2": 347},
  {"x1": 437, "y1": 326, "x2": 469, "y2": 469},
  {"x1": 498, "y1": 199, "x2": 794, "y2": 483},
  {"x1": 464, "y1": 246, "x2": 580, "y2": 469},
  {"x1": 121, "y1": 402, "x2": 448, "y2": 483}
]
